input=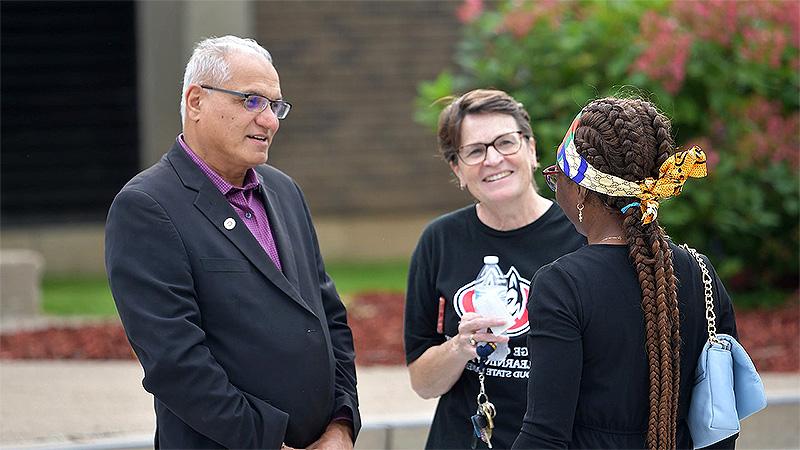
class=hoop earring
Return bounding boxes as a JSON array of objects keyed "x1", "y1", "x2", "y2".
[{"x1": 577, "y1": 202, "x2": 584, "y2": 223}]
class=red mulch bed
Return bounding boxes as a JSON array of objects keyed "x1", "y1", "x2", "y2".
[
  {"x1": 348, "y1": 292, "x2": 406, "y2": 366},
  {"x1": 1, "y1": 292, "x2": 797, "y2": 372},
  {"x1": 0, "y1": 322, "x2": 136, "y2": 360},
  {"x1": 735, "y1": 295, "x2": 800, "y2": 372}
]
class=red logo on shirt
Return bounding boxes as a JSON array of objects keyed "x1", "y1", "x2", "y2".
[{"x1": 453, "y1": 266, "x2": 531, "y2": 337}]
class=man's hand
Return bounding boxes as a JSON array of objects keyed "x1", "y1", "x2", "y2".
[{"x1": 306, "y1": 420, "x2": 354, "y2": 450}]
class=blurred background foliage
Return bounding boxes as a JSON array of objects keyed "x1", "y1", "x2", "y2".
[{"x1": 416, "y1": 0, "x2": 799, "y2": 297}]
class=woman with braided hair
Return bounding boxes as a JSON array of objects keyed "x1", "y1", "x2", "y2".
[{"x1": 512, "y1": 97, "x2": 739, "y2": 450}]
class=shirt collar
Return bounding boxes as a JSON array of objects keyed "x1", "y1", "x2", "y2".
[{"x1": 177, "y1": 134, "x2": 262, "y2": 195}]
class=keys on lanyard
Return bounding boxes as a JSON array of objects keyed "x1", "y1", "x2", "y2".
[
  {"x1": 471, "y1": 390, "x2": 496, "y2": 448},
  {"x1": 471, "y1": 344, "x2": 497, "y2": 449}
]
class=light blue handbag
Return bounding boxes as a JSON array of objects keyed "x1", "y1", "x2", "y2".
[{"x1": 683, "y1": 246, "x2": 767, "y2": 449}]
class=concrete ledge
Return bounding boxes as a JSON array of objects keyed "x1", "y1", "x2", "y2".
[
  {"x1": 0, "y1": 315, "x2": 120, "y2": 334},
  {"x1": 0, "y1": 249, "x2": 44, "y2": 317},
  {"x1": 0, "y1": 225, "x2": 104, "y2": 276},
  {"x1": 738, "y1": 400, "x2": 800, "y2": 449},
  {"x1": 4, "y1": 420, "x2": 431, "y2": 450},
  {"x1": 7, "y1": 400, "x2": 800, "y2": 450},
  {"x1": 6, "y1": 434, "x2": 152, "y2": 450},
  {"x1": 0, "y1": 214, "x2": 438, "y2": 275},
  {"x1": 314, "y1": 214, "x2": 433, "y2": 262}
]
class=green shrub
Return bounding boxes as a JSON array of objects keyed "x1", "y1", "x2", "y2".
[{"x1": 416, "y1": 0, "x2": 799, "y2": 292}]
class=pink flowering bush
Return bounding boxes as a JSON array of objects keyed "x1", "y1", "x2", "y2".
[
  {"x1": 632, "y1": 11, "x2": 693, "y2": 94},
  {"x1": 416, "y1": 0, "x2": 799, "y2": 293}
]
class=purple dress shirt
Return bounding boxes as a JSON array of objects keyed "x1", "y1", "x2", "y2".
[{"x1": 178, "y1": 135, "x2": 282, "y2": 271}]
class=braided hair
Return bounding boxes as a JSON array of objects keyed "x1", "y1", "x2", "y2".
[{"x1": 572, "y1": 97, "x2": 680, "y2": 450}]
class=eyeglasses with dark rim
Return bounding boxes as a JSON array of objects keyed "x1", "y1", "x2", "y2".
[
  {"x1": 457, "y1": 131, "x2": 528, "y2": 166},
  {"x1": 200, "y1": 85, "x2": 292, "y2": 120},
  {"x1": 542, "y1": 164, "x2": 559, "y2": 192}
]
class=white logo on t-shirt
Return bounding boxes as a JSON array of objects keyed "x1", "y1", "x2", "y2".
[{"x1": 453, "y1": 266, "x2": 531, "y2": 337}]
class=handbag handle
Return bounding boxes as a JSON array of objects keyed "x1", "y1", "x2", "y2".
[{"x1": 682, "y1": 244, "x2": 722, "y2": 345}]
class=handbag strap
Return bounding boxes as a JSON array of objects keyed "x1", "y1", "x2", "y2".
[{"x1": 682, "y1": 244, "x2": 722, "y2": 345}]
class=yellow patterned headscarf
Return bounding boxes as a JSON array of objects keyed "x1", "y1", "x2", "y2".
[{"x1": 556, "y1": 113, "x2": 707, "y2": 224}]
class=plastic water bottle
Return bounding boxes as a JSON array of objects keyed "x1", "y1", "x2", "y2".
[{"x1": 472, "y1": 256, "x2": 514, "y2": 335}]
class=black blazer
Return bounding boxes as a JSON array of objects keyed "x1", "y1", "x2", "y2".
[{"x1": 105, "y1": 143, "x2": 360, "y2": 449}]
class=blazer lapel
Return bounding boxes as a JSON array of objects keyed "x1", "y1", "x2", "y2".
[
  {"x1": 259, "y1": 182, "x2": 302, "y2": 292},
  {"x1": 167, "y1": 145, "x2": 313, "y2": 315}
]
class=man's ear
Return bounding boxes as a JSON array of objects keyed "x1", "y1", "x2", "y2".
[{"x1": 185, "y1": 84, "x2": 204, "y2": 122}]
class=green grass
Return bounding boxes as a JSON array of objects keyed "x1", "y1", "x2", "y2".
[
  {"x1": 325, "y1": 260, "x2": 408, "y2": 295},
  {"x1": 42, "y1": 277, "x2": 118, "y2": 317},
  {"x1": 41, "y1": 260, "x2": 409, "y2": 316},
  {"x1": 732, "y1": 288, "x2": 798, "y2": 311},
  {"x1": 43, "y1": 261, "x2": 792, "y2": 316}
]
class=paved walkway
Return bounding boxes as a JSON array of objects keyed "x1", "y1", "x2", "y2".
[
  {"x1": 0, "y1": 361, "x2": 439, "y2": 448},
  {"x1": 1, "y1": 361, "x2": 798, "y2": 449}
]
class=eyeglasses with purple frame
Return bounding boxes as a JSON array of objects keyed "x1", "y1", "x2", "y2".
[{"x1": 201, "y1": 85, "x2": 291, "y2": 119}]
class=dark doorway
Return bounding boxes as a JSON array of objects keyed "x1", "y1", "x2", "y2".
[{"x1": 1, "y1": 1, "x2": 139, "y2": 225}]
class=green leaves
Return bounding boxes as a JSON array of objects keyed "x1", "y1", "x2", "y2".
[
  {"x1": 414, "y1": 0, "x2": 799, "y2": 294},
  {"x1": 415, "y1": 72, "x2": 454, "y2": 133}
]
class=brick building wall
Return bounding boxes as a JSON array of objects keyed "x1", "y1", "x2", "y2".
[{"x1": 255, "y1": 1, "x2": 472, "y2": 216}]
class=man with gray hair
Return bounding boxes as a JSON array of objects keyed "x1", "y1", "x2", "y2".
[{"x1": 106, "y1": 35, "x2": 360, "y2": 449}]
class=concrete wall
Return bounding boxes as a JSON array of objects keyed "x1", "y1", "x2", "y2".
[{"x1": 137, "y1": 0, "x2": 255, "y2": 167}]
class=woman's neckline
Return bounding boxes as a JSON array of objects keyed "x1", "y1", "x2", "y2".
[{"x1": 475, "y1": 194, "x2": 552, "y2": 231}]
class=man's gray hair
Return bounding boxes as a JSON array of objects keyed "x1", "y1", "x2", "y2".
[{"x1": 180, "y1": 35, "x2": 273, "y2": 123}]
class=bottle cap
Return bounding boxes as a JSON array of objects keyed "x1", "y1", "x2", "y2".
[{"x1": 483, "y1": 256, "x2": 499, "y2": 264}]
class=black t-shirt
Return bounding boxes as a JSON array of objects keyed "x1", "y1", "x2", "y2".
[
  {"x1": 404, "y1": 203, "x2": 586, "y2": 449},
  {"x1": 512, "y1": 243, "x2": 738, "y2": 449}
]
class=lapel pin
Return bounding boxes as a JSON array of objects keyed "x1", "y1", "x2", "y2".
[{"x1": 223, "y1": 218, "x2": 236, "y2": 230}]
